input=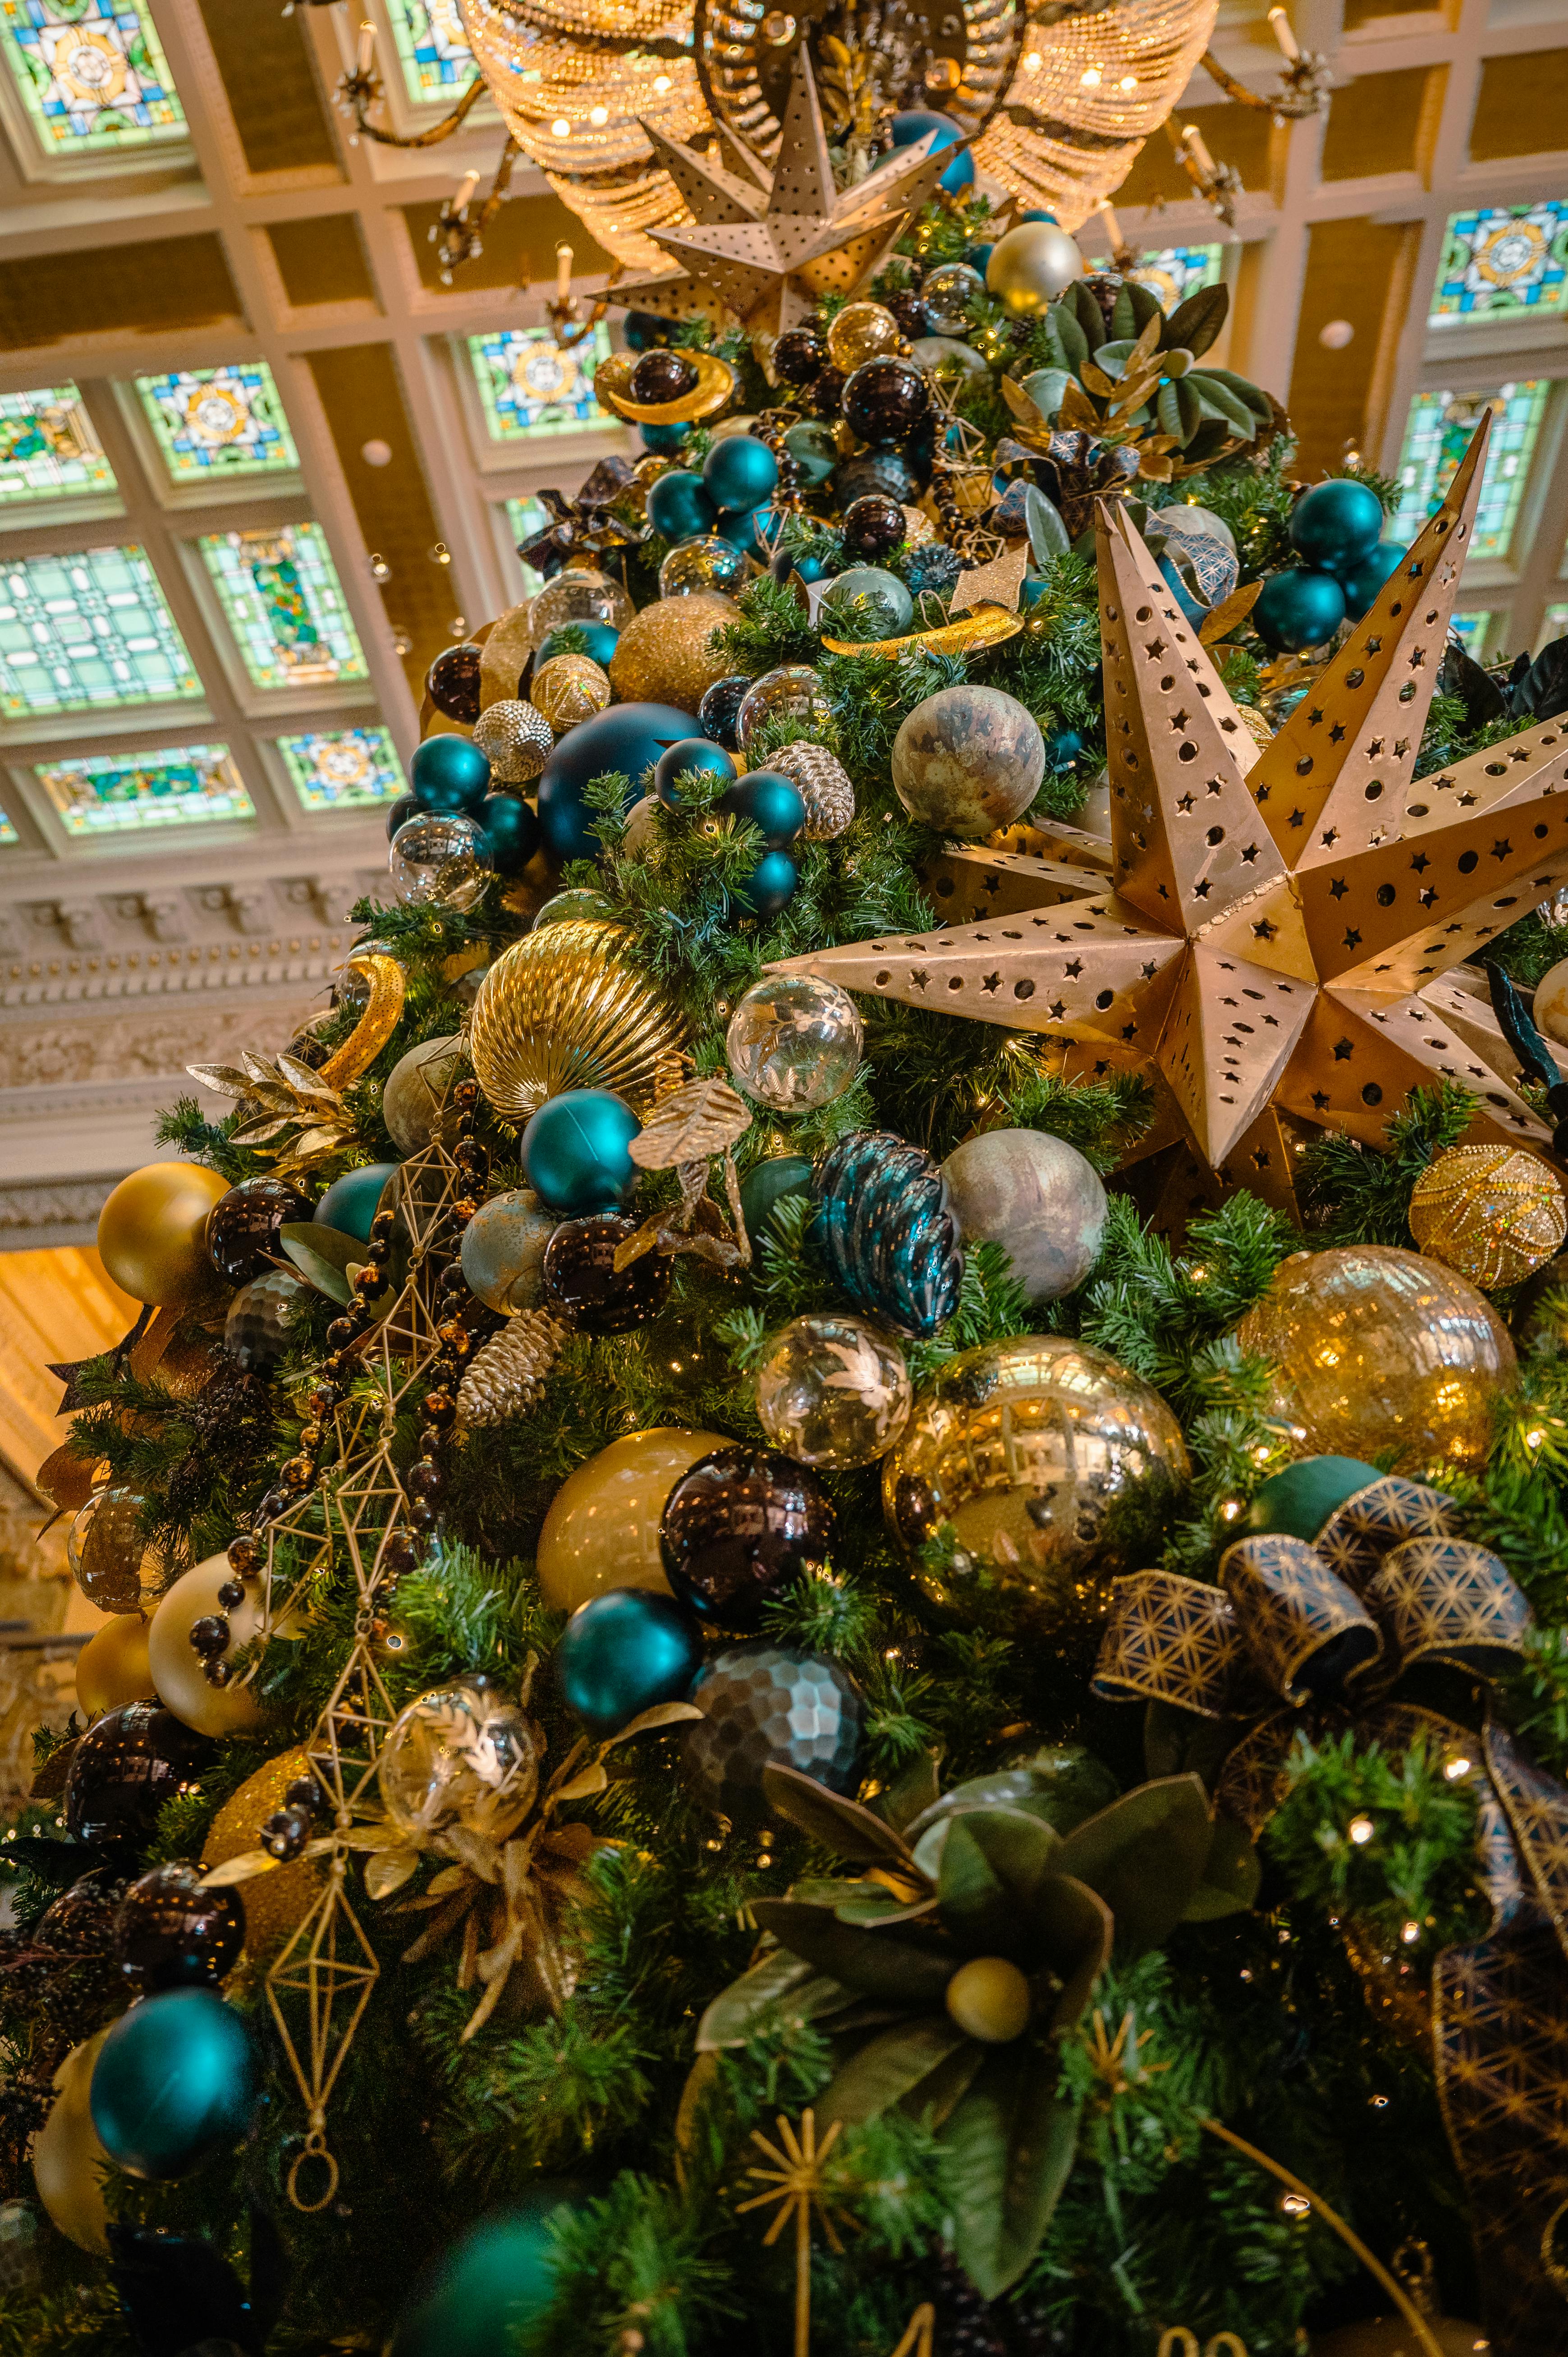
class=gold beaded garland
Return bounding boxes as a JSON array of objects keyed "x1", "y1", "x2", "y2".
[{"x1": 1408, "y1": 1144, "x2": 1568, "y2": 1289}]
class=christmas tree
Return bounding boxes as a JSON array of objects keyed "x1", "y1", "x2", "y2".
[{"x1": 9, "y1": 117, "x2": 1568, "y2": 2357}]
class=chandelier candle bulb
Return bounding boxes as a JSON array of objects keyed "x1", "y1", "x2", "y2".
[
  {"x1": 454, "y1": 170, "x2": 481, "y2": 216},
  {"x1": 356, "y1": 18, "x2": 375, "y2": 71},
  {"x1": 1097, "y1": 199, "x2": 1124, "y2": 254},
  {"x1": 1268, "y1": 5, "x2": 1301, "y2": 61},
  {"x1": 1183, "y1": 124, "x2": 1216, "y2": 175},
  {"x1": 556, "y1": 243, "x2": 573, "y2": 302}
]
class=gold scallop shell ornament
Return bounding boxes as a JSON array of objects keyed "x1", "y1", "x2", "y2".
[{"x1": 467, "y1": 919, "x2": 688, "y2": 1124}]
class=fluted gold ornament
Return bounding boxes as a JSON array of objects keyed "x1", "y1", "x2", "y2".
[
  {"x1": 468, "y1": 919, "x2": 688, "y2": 1123},
  {"x1": 607, "y1": 593, "x2": 737, "y2": 709},
  {"x1": 1408, "y1": 1144, "x2": 1567, "y2": 1289},
  {"x1": 531, "y1": 654, "x2": 612, "y2": 734},
  {"x1": 882, "y1": 1335, "x2": 1189, "y2": 1641},
  {"x1": 1233, "y1": 1245, "x2": 1518, "y2": 1475}
]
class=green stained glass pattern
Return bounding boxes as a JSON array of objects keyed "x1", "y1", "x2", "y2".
[
  {"x1": 198, "y1": 523, "x2": 368, "y2": 692},
  {"x1": 385, "y1": 0, "x2": 473, "y2": 104},
  {"x1": 1450, "y1": 611, "x2": 1492, "y2": 657},
  {"x1": 1127, "y1": 246, "x2": 1224, "y2": 313},
  {"x1": 1432, "y1": 203, "x2": 1568, "y2": 322},
  {"x1": 505, "y1": 496, "x2": 550, "y2": 596},
  {"x1": 0, "y1": 545, "x2": 199, "y2": 718},
  {"x1": 1539, "y1": 603, "x2": 1568, "y2": 653},
  {"x1": 0, "y1": 0, "x2": 184, "y2": 152},
  {"x1": 136, "y1": 363, "x2": 298, "y2": 481},
  {"x1": 0, "y1": 385, "x2": 115, "y2": 505},
  {"x1": 277, "y1": 726, "x2": 404, "y2": 810},
  {"x1": 468, "y1": 324, "x2": 612, "y2": 441},
  {"x1": 34, "y1": 741, "x2": 251, "y2": 836},
  {"x1": 1392, "y1": 381, "x2": 1551, "y2": 562}
]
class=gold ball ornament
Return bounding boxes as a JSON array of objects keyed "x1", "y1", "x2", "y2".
[
  {"x1": 75, "y1": 1613, "x2": 156, "y2": 1717},
  {"x1": 1532, "y1": 953, "x2": 1568, "y2": 1049},
  {"x1": 944, "y1": 1956, "x2": 1032, "y2": 2043},
  {"x1": 97, "y1": 1161, "x2": 229, "y2": 1305},
  {"x1": 882, "y1": 1336, "x2": 1190, "y2": 1641},
  {"x1": 531, "y1": 654, "x2": 612, "y2": 735},
  {"x1": 32, "y1": 2030, "x2": 113, "y2": 2255},
  {"x1": 472, "y1": 698, "x2": 553, "y2": 783},
  {"x1": 468, "y1": 918, "x2": 687, "y2": 1123},
  {"x1": 607, "y1": 594, "x2": 737, "y2": 709},
  {"x1": 826, "y1": 301, "x2": 903, "y2": 370},
  {"x1": 1408, "y1": 1144, "x2": 1567, "y2": 1288},
  {"x1": 148, "y1": 1552, "x2": 300, "y2": 1737},
  {"x1": 380, "y1": 1032, "x2": 465, "y2": 1156},
  {"x1": 1312, "y1": 2312, "x2": 1487, "y2": 2353},
  {"x1": 984, "y1": 222, "x2": 1087, "y2": 318},
  {"x1": 1233, "y1": 1245, "x2": 1517, "y2": 1475},
  {"x1": 536, "y1": 1427, "x2": 732, "y2": 1612},
  {"x1": 202, "y1": 1744, "x2": 325, "y2": 1955}
]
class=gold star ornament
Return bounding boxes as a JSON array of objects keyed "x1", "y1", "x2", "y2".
[{"x1": 772, "y1": 415, "x2": 1568, "y2": 1199}]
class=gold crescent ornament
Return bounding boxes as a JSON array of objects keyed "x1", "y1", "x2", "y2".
[
  {"x1": 317, "y1": 952, "x2": 408, "y2": 1091},
  {"x1": 820, "y1": 606, "x2": 1024, "y2": 660},
  {"x1": 467, "y1": 918, "x2": 688, "y2": 1123},
  {"x1": 594, "y1": 348, "x2": 739, "y2": 423}
]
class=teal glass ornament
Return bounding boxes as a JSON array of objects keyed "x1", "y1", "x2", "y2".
[
  {"x1": 1288, "y1": 478, "x2": 1385, "y2": 574},
  {"x1": 891, "y1": 108, "x2": 972, "y2": 193},
  {"x1": 653, "y1": 735, "x2": 736, "y2": 807},
  {"x1": 702, "y1": 433, "x2": 779, "y2": 515},
  {"x1": 1339, "y1": 539, "x2": 1407, "y2": 620},
  {"x1": 385, "y1": 789, "x2": 416, "y2": 843},
  {"x1": 391, "y1": 2188, "x2": 581, "y2": 2357},
  {"x1": 646, "y1": 470, "x2": 716, "y2": 542},
  {"x1": 556, "y1": 1589, "x2": 704, "y2": 1734},
  {"x1": 733, "y1": 847, "x2": 799, "y2": 919},
  {"x1": 536, "y1": 704, "x2": 697, "y2": 862},
  {"x1": 822, "y1": 566, "x2": 914, "y2": 641},
  {"x1": 316, "y1": 1162, "x2": 399, "y2": 1243},
  {"x1": 536, "y1": 621, "x2": 619, "y2": 670},
  {"x1": 1251, "y1": 568, "x2": 1347, "y2": 655},
  {"x1": 522, "y1": 1089, "x2": 640, "y2": 1213},
  {"x1": 740, "y1": 1155, "x2": 814, "y2": 1238},
  {"x1": 784, "y1": 419, "x2": 836, "y2": 487},
  {"x1": 478, "y1": 793, "x2": 541, "y2": 876},
  {"x1": 714, "y1": 505, "x2": 769, "y2": 556},
  {"x1": 966, "y1": 241, "x2": 994, "y2": 274},
  {"x1": 410, "y1": 735, "x2": 491, "y2": 816},
  {"x1": 640, "y1": 420, "x2": 691, "y2": 455},
  {"x1": 90, "y1": 1989, "x2": 258, "y2": 2179},
  {"x1": 718, "y1": 772, "x2": 806, "y2": 847},
  {"x1": 811, "y1": 1127, "x2": 963, "y2": 1338}
]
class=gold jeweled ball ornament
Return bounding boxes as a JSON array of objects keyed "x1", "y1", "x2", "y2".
[
  {"x1": 882, "y1": 1335, "x2": 1190, "y2": 1641},
  {"x1": 825, "y1": 300, "x2": 903, "y2": 371},
  {"x1": 1408, "y1": 1144, "x2": 1568, "y2": 1289},
  {"x1": 202, "y1": 1745, "x2": 324, "y2": 1954},
  {"x1": 606, "y1": 593, "x2": 738, "y2": 710},
  {"x1": 97, "y1": 1160, "x2": 229, "y2": 1305},
  {"x1": 472, "y1": 698, "x2": 553, "y2": 783},
  {"x1": 468, "y1": 918, "x2": 687, "y2": 1124},
  {"x1": 1233, "y1": 1245, "x2": 1518, "y2": 1475},
  {"x1": 530, "y1": 654, "x2": 611, "y2": 735}
]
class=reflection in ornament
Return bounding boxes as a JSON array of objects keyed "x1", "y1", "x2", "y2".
[
  {"x1": 725, "y1": 973, "x2": 862, "y2": 1110},
  {"x1": 380, "y1": 1680, "x2": 542, "y2": 1843},
  {"x1": 528, "y1": 570, "x2": 633, "y2": 648},
  {"x1": 756, "y1": 1313, "x2": 912, "y2": 1468},
  {"x1": 389, "y1": 812, "x2": 490, "y2": 910}
]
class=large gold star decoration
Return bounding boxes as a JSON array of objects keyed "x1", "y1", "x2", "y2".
[
  {"x1": 611, "y1": 51, "x2": 957, "y2": 335},
  {"x1": 773, "y1": 416, "x2": 1568, "y2": 1220}
]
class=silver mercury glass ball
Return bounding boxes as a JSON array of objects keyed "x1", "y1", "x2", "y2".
[
  {"x1": 527, "y1": 569, "x2": 632, "y2": 647},
  {"x1": 736, "y1": 664, "x2": 832, "y2": 753},
  {"x1": 941, "y1": 1128, "x2": 1108, "y2": 1303},
  {"x1": 659, "y1": 536, "x2": 753, "y2": 599},
  {"x1": 472, "y1": 698, "x2": 553, "y2": 781},
  {"x1": 919, "y1": 261, "x2": 986, "y2": 336},
  {"x1": 389, "y1": 811, "x2": 490, "y2": 910},
  {"x1": 725, "y1": 974, "x2": 863, "y2": 1111}
]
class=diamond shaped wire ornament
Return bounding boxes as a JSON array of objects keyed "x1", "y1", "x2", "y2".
[{"x1": 266, "y1": 1860, "x2": 382, "y2": 2213}]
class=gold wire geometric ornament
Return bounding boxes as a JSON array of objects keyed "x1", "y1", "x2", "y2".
[
  {"x1": 771, "y1": 416, "x2": 1568, "y2": 1217},
  {"x1": 735, "y1": 2109, "x2": 935, "y2": 2357}
]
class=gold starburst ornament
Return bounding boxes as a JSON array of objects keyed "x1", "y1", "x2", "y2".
[{"x1": 1408, "y1": 1144, "x2": 1567, "y2": 1288}]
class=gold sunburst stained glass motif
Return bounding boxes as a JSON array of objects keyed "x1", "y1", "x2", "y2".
[{"x1": 771, "y1": 417, "x2": 1568, "y2": 1212}]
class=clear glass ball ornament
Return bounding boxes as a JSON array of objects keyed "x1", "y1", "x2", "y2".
[
  {"x1": 67, "y1": 1485, "x2": 149, "y2": 1613},
  {"x1": 725, "y1": 974, "x2": 864, "y2": 1111},
  {"x1": 526, "y1": 569, "x2": 632, "y2": 648},
  {"x1": 736, "y1": 664, "x2": 832, "y2": 752},
  {"x1": 379, "y1": 1679, "x2": 542, "y2": 1842},
  {"x1": 756, "y1": 1312, "x2": 913, "y2": 1469},
  {"x1": 389, "y1": 811, "x2": 489, "y2": 910},
  {"x1": 826, "y1": 300, "x2": 902, "y2": 371},
  {"x1": 659, "y1": 536, "x2": 755, "y2": 599},
  {"x1": 920, "y1": 262, "x2": 986, "y2": 337}
]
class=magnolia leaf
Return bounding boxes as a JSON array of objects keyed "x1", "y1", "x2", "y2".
[
  {"x1": 819, "y1": 2015, "x2": 972, "y2": 2128},
  {"x1": 697, "y1": 1950, "x2": 863, "y2": 2050},
  {"x1": 1063, "y1": 280, "x2": 1105, "y2": 353},
  {"x1": 1163, "y1": 282, "x2": 1229, "y2": 360},
  {"x1": 761, "y1": 1763, "x2": 916, "y2": 1867},
  {"x1": 1184, "y1": 1818, "x2": 1262, "y2": 1920},
  {"x1": 1199, "y1": 365, "x2": 1274, "y2": 422},
  {"x1": 943, "y1": 2051, "x2": 1082, "y2": 2298},
  {"x1": 1080, "y1": 362, "x2": 1118, "y2": 400},
  {"x1": 1002, "y1": 374, "x2": 1046, "y2": 427},
  {"x1": 750, "y1": 1901, "x2": 953, "y2": 2010},
  {"x1": 1110, "y1": 278, "x2": 1162, "y2": 340},
  {"x1": 937, "y1": 1808, "x2": 1061, "y2": 1954},
  {"x1": 1131, "y1": 308, "x2": 1164, "y2": 368},
  {"x1": 1190, "y1": 372, "x2": 1260, "y2": 437},
  {"x1": 1018, "y1": 368, "x2": 1068, "y2": 425},
  {"x1": 426, "y1": 1863, "x2": 471, "y2": 1896},
  {"x1": 1051, "y1": 302, "x2": 1091, "y2": 372},
  {"x1": 605, "y1": 1699, "x2": 705, "y2": 1742},
  {"x1": 1033, "y1": 1873, "x2": 1114, "y2": 2029},
  {"x1": 1051, "y1": 1774, "x2": 1216, "y2": 1956},
  {"x1": 628, "y1": 1076, "x2": 749, "y2": 1169},
  {"x1": 876, "y1": 1749, "x2": 943, "y2": 1835},
  {"x1": 365, "y1": 1851, "x2": 422, "y2": 1901},
  {"x1": 277, "y1": 1235, "x2": 353, "y2": 1306},
  {"x1": 554, "y1": 1763, "x2": 609, "y2": 1802},
  {"x1": 1198, "y1": 578, "x2": 1263, "y2": 646},
  {"x1": 1023, "y1": 486, "x2": 1071, "y2": 566}
]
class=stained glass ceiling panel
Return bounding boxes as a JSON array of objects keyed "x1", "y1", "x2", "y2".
[
  {"x1": 197, "y1": 522, "x2": 368, "y2": 693},
  {"x1": 1431, "y1": 203, "x2": 1568, "y2": 323},
  {"x1": 0, "y1": 0, "x2": 185, "y2": 154},
  {"x1": 135, "y1": 363, "x2": 299, "y2": 482},
  {"x1": 385, "y1": 0, "x2": 474, "y2": 104},
  {"x1": 468, "y1": 325, "x2": 612, "y2": 441},
  {"x1": 0, "y1": 546, "x2": 201, "y2": 719},
  {"x1": 33, "y1": 740, "x2": 252, "y2": 835},
  {"x1": 276, "y1": 726, "x2": 404, "y2": 810},
  {"x1": 0, "y1": 385, "x2": 116, "y2": 506}
]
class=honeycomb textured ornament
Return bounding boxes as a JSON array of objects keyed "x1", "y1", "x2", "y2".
[
  {"x1": 812, "y1": 1129, "x2": 963, "y2": 1338},
  {"x1": 1408, "y1": 1145, "x2": 1568, "y2": 1290},
  {"x1": 223, "y1": 1270, "x2": 307, "y2": 1374},
  {"x1": 468, "y1": 918, "x2": 688, "y2": 1123},
  {"x1": 680, "y1": 1641, "x2": 862, "y2": 1824},
  {"x1": 765, "y1": 741, "x2": 855, "y2": 841}
]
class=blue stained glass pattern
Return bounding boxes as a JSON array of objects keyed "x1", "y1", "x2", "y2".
[
  {"x1": 468, "y1": 325, "x2": 612, "y2": 441},
  {"x1": 0, "y1": 0, "x2": 183, "y2": 151},
  {"x1": 0, "y1": 807, "x2": 17, "y2": 845},
  {"x1": 1127, "y1": 246, "x2": 1224, "y2": 313},
  {"x1": 0, "y1": 545, "x2": 199, "y2": 718},
  {"x1": 1392, "y1": 382, "x2": 1551, "y2": 563},
  {"x1": 34, "y1": 742, "x2": 251, "y2": 836},
  {"x1": 505, "y1": 496, "x2": 550, "y2": 596},
  {"x1": 0, "y1": 384, "x2": 116, "y2": 505},
  {"x1": 136, "y1": 363, "x2": 298, "y2": 481},
  {"x1": 277, "y1": 726, "x2": 405, "y2": 810},
  {"x1": 385, "y1": 0, "x2": 473, "y2": 102},
  {"x1": 1450, "y1": 611, "x2": 1492, "y2": 657},
  {"x1": 1432, "y1": 203, "x2": 1568, "y2": 323},
  {"x1": 198, "y1": 523, "x2": 368, "y2": 692}
]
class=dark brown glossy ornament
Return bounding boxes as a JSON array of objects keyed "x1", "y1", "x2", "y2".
[
  {"x1": 64, "y1": 1702, "x2": 211, "y2": 1854},
  {"x1": 810, "y1": 366, "x2": 846, "y2": 417},
  {"x1": 773, "y1": 327, "x2": 825, "y2": 387},
  {"x1": 885, "y1": 290, "x2": 932, "y2": 340},
  {"x1": 659, "y1": 1445, "x2": 833, "y2": 1630},
  {"x1": 36, "y1": 1865, "x2": 128, "y2": 1954},
  {"x1": 630, "y1": 348, "x2": 699, "y2": 403},
  {"x1": 841, "y1": 493, "x2": 907, "y2": 561},
  {"x1": 112, "y1": 1861, "x2": 243, "y2": 1990},
  {"x1": 425, "y1": 643, "x2": 483, "y2": 725},
  {"x1": 542, "y1": 1213, "x2": 672, "y2": 1335},
  {"x1": 843, "y1": 358, "x2": 929, "y2": 446},
  {"x1": 205, "y1": 1176, "x2": 311, "y2": 1286}
]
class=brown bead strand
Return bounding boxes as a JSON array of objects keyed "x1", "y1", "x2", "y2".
[{"x1": 755, "y1": 409, "x2": 804, "y2": 516}]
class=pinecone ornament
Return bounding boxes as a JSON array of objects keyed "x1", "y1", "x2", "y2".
[
  {"x1": 766, "y1": 742, "x2": 854, "y2": 841},
  {"x1": 456, "y1": 1310, "x2": 566, "y2": 1426}
]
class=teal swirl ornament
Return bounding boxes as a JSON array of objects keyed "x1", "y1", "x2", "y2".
[{"x1": 811, "y1": 1130, "x2": 963, "y2": 1339}]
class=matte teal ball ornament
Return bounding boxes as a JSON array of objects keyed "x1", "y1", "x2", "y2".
[
  {"x1": 1339, "y1": 540, "x2": 1407, "y2": 620},
  {"x1": 536, "y1": 621, "x2": 619, "y2": 670},
  {"x1": 315, "y1": 1162, "x2": 399, "y2": 1243},
  {"x1": 410, "y1": 735, "x2": 491, "y2": 816},
  {"x1": 653, "y1": 735, "x2": 736, "y2": 807},
  {"x1": 719, "y1": 772, "x2": 807, "y2": 847},
  {"x1": 556, "y1": 1589, "x2": 705, "y2": 1734},
  {"x1": 478, "y1": 793, "x2": 541, "y2": 876},
  {"x1": 390, "y1": 2188, "x2": 581, "y2": 2357},
  {"x1": 702, "y1": 433, "x2": 779, "y2": 515},
  {"x1": 522, "y1": 1089, "x2": 641, "y2": 1213},
  {"x1": 1288, "y1": 478, "x2": 1385, "y2": 575},
  {"x1": 740, "y1": 1155, "x2": 814, "y2": 1236},
  {"x1": 646, "y1": 470, "x2": 716, "y2": 542},
  {"x1": 1251, "y1": 567, "x2": 1347, "y2": 654},
  {"x1": 734, "y1": 848, "x2": 799, "y2": 920},
  {"x1": 90, "y1": 1989, "x2": 258, "y2": 2179}
]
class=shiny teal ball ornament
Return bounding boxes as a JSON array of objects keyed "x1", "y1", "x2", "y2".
[
  {"x1": 719, "y1": 772, "x2": 806, "y2": 847},
  {"x1": 536, "y1": 621, "x2": 619, "y2": 670},
  {"x1": 1288, "y1": 478, "x2": 1385, "y2": 575},
  {"x1": 714, "y1": 505, "x2": 770, "y2": 556},
  {"x1": 733, "y1": 848, "x2": 799, "y2": 920},
  {"x1": 390, "y1": 2188, "x2": 580, "y2": 2357},
  {"x1": 315, "y1": 1162, "x2": 399, "y2": 1243},
  {"x1": 646, "y1": 470, "x2": 716, "y2": 542},
  {"x1": 822, "y1": 565, "x2": 914, "y2": 641},
  {"x1": 536, "y1": 703, "x2": 697, "y2": 862},
  {"x1": 1251, "y1": 567, "x2": 1347, "y2": 654},
  {"x1": 90, "y1": 1989, "x2": 258, "y2": 2180},
  {"x1": 702, "y1": 434, "x2": 779, "y2": 516},
  {"x1": 640, "y1": 421, "x2": 691, "y2": 455},
  {"x1": 891, "y1": 108, "x2": 972, "y2": 193},
  {"x1": 556, "y1": 1589, "x2": 705, "y2": 1734},
  {"x1": 522, "y1": 1089, "x2": 641, "y2": 1213},
  {"x1": 410, "y1": 735, "x2": 491, "y2": 817},
  {"x1": 784, "y1": 419, "x2": 837, "y2": 487},
  {"x1": 654, "y1": 735, "x2": 736, "y2": 807},
  {"x1": 478, "y1": 793, "x2": 541, "y2": 876},
  {"x1": 1339, "y1": 539, "x2": 1407, "y2": 620},
  {"x1": 740, "y1": 1155, "x2": 814, "y2": 1238}
]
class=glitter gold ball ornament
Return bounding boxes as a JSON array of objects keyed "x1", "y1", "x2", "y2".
[
  {"x1": 202, "y1": 1746, "x2": 323, "y2": 1954},
  {"x1": 527, "y1": 570, "x2": 633, "y2": 648},
  {"x1": 536, "y1": 1427, "x2": 732, "y2": 1612},
  {"x1": 1408, "y1": 1145, "x2": 1568, "y2": 1289},
  {"x1": 472, "y1": 698, "x2": 553, "y2": 784},
  {"x1": 882, "y1": 1335, "x2": 1190, "y2": 1639},
  {"x1": 469, "y1": 919, "x2": 686, "y2": 1124},
  {"x1": 826, "y1": 301, "x2": 903, "y2": 371},
  {"x1": 381, "y1": 1033, "x2": 464, "y2": 1156},
  {"x1": 531, "y1": 654, "x2": 612, "y2": 735},
  {"x1": 97, "y1": 1161, "x2": 229, "y2": 1306},
  {"x1": 607, "y1": 593, "x2": 737, "y2": 712},
  {"x1": 985, "y1": 222, "x2": 1085, "y2": 317},
  {"x1": 75, "y1": 1614, "x2": 156, "y2": 1718},
  {"x1": 32, "y1": 2031, "x2": 113, "y2": 2256},
  {"x1": 1233, "y1": 1246, "x2": 1518, "y2": 1475}
]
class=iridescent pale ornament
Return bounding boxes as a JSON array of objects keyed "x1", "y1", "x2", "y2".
[
  {"x1": 725, "y1": 974, "x2": 863, "y2": 1111},
  {"x1": 658, "y1": 537, "x2": 753, "y2": 598},
  {"x1": 378, "y1": 1679, "x2": 542, "y2": 1843},
  {"x1": 531, "y1": 654, "x2": 612, "y2": 734},
  {"x1": 826, "y1": 301, "x2": 903, "y2": 371},
  {"x1": 527, "y1": 570, "x2": 633, "y2": 648},
  {"x1": 920, "y1": 262, "x2": 986, "y2": 336},
  {"x1": 389, "y1": 812, "x2": 489, "y2": 911},
  {"x1": 460, "y1": 1187, "x2": 559, "y2": 1313},
  {"x1": 736, "y1": 665, "x2": 832, "y2": 752},
  {"x1": 756, "y1": 1313, "x2": 912, "y2": 1469},
  {"x1": 985, "y1": 223, "x2": 1085, "y2": 318}
]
